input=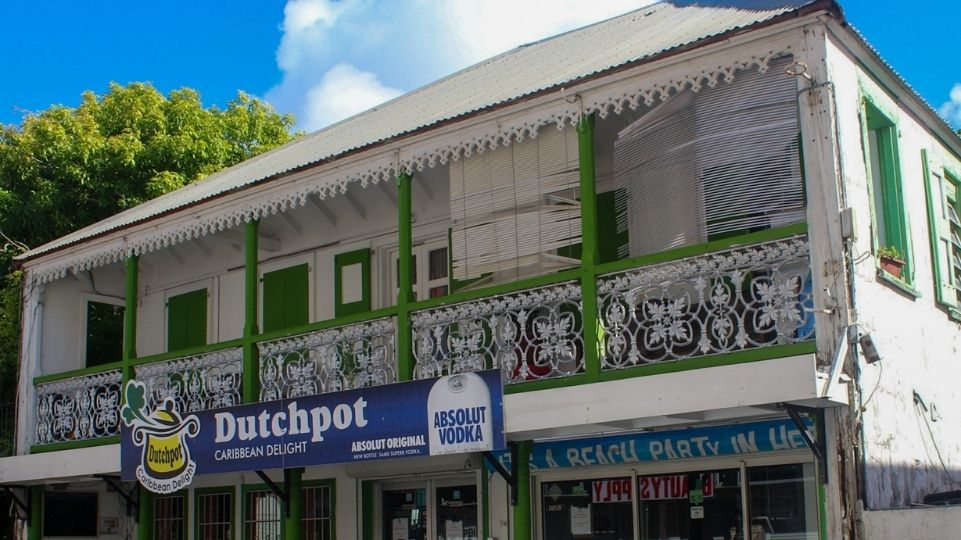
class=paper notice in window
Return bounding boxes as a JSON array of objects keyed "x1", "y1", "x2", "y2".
[
  {"x1": 392, "y1": 517, "x2": 408, "y2": 540},
  {"x1": 445, "y1": 520, "x2": 464, "y2": 539},
  {"x1": 570, "y1": 505, "x2": 591, "y2": 536}
]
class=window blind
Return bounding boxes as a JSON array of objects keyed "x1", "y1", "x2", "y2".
[
  {"x1": 450, "y1": 125, "x2": 581, "y2": 282},
  {"x1": 614, "y1": 56, "x2": 804, "y2": 257}
]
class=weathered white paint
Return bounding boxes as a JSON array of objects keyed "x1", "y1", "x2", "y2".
[
  {"x1": 825, "y1": 28, "x2": 961, "y2": 509},
  {"x1": 862, "y1": 506, "x2": 961, "y2": 539},
  {"x1": 505, "y1": 355, "x2": 823, "y2": 439}
]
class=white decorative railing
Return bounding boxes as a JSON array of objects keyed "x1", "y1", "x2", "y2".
[
  {"x1": 258, "y1": 317, "x2": 397, "y2": 401},
  {"x1": 135, "y1": 348, "x2": 243, "y2": 413},
  {"x1": 597, "y1": 236, "x2": 814, "y2": 369},
  {"x1": 36, "y1": 368, "x2": 122, "y2": 444},
  {"x1": 411, "y1": 281, "x2": 585, "y2": 383}
]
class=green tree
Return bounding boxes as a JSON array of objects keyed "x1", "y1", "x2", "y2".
[{"x1": 0, "y1": 83, "x2": 298, "y2": 454}]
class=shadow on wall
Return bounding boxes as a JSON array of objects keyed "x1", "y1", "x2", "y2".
[{"x1": 865, "y1": 462, "x2": 961, "y2": 510}]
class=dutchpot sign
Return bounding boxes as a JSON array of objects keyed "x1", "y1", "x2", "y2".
[{"x1": 121, "y1": 370, "x2": 505, "y2": 494}]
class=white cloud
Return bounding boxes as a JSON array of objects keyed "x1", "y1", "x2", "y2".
[
  {"x1": 303, "y1": 63, "x2": 402, "y2": 130},
  {"x1": 265, "y1": 0, "x2": 654, "y2": 131},
  {"x1": 939, "y1": 83, "x2": 961, "y2": 128}
]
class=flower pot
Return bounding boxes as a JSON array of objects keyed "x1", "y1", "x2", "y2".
[{"x1": 879, "y1": 255, "x2": 904, "y2": 279}]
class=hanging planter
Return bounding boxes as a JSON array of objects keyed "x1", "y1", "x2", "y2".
[{"x1": 878, "y1": 246, "x2": 905, "y2": 279}]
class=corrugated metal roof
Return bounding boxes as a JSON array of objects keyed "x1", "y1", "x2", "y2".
[{"x1": 19, "y1": 0, "x2": 819, "y2": 262}]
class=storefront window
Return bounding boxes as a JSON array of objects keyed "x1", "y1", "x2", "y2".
[
  {"x1": 747, "y1": 464, "x2": 818, "y2": 539},
  {"x1": 638, "y1": 470, "x2": 742, "y2": 540},
  {"x1": 383, "y1": 488, "x2": 428, "y2": 540},
  {"x1": 541, "y1": 477, "x2": 634, "y2": 540},
  {"x1": 243, "y1": 489, "x2": 282, "y2": 540}
]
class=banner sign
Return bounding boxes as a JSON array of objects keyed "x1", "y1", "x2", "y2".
[
  {"x1": 121, "y1": 370, "x2": 505, "y2": 493},
  {"x1": 494, "y1": 418, "x2": 809, "y2": 471},
  {"x1": 638, "y1": 473, "x2": 714, "y2": 500}
]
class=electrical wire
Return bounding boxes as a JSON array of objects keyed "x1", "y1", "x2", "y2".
[{"x1": 913, "y1": 397, "x2": 961, "y2": 485}]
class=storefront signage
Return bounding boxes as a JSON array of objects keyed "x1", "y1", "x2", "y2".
[
  {"x1": 638, "y1": 474, "x2": 714, "y2": 501},
  {"x1": 592, "y1": 478, "x2": 632, "y2": 503},
  {"x1": 494, "y1": 418, "x2": 808, "y2": 471},
  {"x1": 121, "y1": 370, "x2": 505, "y2": 493}
]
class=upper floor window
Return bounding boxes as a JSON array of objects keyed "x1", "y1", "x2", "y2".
[
  {"x1": 166, "y1": 288, "x2": 208, "y2": 351},
  {"x1": 862, "y1": 99, "x2": 912, "y2": 284},
  {"x1": 607, "y1": 55, "x2": 804, "y2": 258},
  {"x1": 84, "y1": 297, "x2": 124, "y2": 367},
  {"x1": 923, "y1": 151, "x2": 961, "y2": 315}
]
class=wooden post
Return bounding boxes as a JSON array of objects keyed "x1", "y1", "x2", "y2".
[
  {"x1": 243, "y1": 220, "x2": 260, "y2": 402},
  {"x1": 397, "y1": 173, "x2": 414, "y2": 381}
]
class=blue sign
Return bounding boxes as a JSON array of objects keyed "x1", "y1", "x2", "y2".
[
  {"x1": 121, "y1": 370, "x2": 505, "y2": 493},
  {"x1": 495, "y1": 418, "x2": 809, "y2": 471}
]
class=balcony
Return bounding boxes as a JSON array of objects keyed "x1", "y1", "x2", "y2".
[{"x1": 31, "y1": 230, "x2": 816, "y2": 450}]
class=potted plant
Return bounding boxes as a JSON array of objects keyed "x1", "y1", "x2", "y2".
[{"x1": 877, "y1": 245, "x2": 905, "y2": 278}]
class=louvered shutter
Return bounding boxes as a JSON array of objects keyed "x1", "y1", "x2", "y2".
[
  {"x1": 615, "y1": 56, "x2": 804, "y2": 256},
  {"x1": 167, "y1": 288, "x2": 207, "y2": 351},
  {"x1": 450, "y1": 126, "x2": 581, "y2": 282},
  {"x1": 923, "y1": 150, "x2": 960, "y2": 308}
]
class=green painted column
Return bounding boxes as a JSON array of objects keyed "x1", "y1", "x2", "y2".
[
  {"x1": 396, "y1": 173, "x2": 414, "y2": 381},
  {"x1": 29, "y1": 486, "x2": 42, "y2": 540},
  {"x1": 243, "y1": 220, "x2": 260, "y2": 402},
  {"x1": 137, "y1": 486, "x2": 153, "y2": 540},
  {"x1": 122, "y1": 255, "x2": 139, "y2": 384},
  {"x1": 513, "y1": 440, "x2": 533, "y2": 540},
  {"x1": 284, "y1": 468, "x2": 304, "y2": 540},
  {"x1": 480, "y1": 470, "x2": 490, "y2": 540},
  {"x1": 577, "y1": 115, "x2": 601, "y2": 379},
  {"x1": 361, "y1": 481, "x2": 375, "y2": 540}
]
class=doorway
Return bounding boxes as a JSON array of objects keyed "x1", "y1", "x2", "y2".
[{"x1": 380, "y1": 477, "x2": 479, "y2": 540}]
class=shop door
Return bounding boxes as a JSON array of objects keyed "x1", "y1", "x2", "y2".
[{"x1": 381, "y1": 479, "x2": 479, "y2": 540}]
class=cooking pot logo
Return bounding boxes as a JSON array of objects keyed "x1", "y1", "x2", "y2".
[{"x1": 121, "y1": 380, "x2": 200, "y2": 494}]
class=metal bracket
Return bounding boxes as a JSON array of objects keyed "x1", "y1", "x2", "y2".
[
  {"x1": 1, "y1": 486, "x2": 30, "y2": 520},
  {"x1": 95, "y1": 475, "x2": 139, "y2": 520},
  {"x1": 483, "y1": 442, "x2": 519, "y2": 506},
  {"x1": 779, "y1": 403, "x2": 828, "y2": 483},
  {"x1": 255, "y1": 470, "x2": 290, "y2": 518}
]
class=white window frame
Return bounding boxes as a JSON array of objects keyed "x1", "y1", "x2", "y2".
[{"x1": 78, "y1": 292, "x2": 125, "y2": 367}]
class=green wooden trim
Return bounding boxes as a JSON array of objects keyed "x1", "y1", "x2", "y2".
[
  {"x1": 244, "y1": 220, "x2": 260, "y2": 403},
  {"x1": 408, "y1": 269, "x2": 581, "y2": 313},
  {"x1": 31, "y1": 434, "x2": 120, "y2": 453},
  {"x1": 166, "y1": 287, "x2": 208, "y2": 352},
  {"x1": 123, "y1": 255, "x2": 139, "y2": 385},
  {"x1": 877, "y1": 270, "x2": 921, "y2": 298},
  {"x1": 922, "y1": 149, "x2": 960, "y2": 309},
  {"x1": 253, "y1": 307, "x2": 399, "y2": 345},
  {"x1": 285, "y1": 468, "x2": 304, "y2": 540},
  {"x1": 595, "y1": 224, "x2": 809, "y2": 276},
  {"x1": 301, "y1": 477, "x2": 337, "y2": 540},
  {"x1": 33, "y1": 361, "x2": 123, "y2": 385},
  {"x1": 502, "y1": 342, "x2": 817, "y2": 394},
  {"x1": 480, "y1": 469, "x2": 490, "y2": 540},
  {"x1": 858, "y1": 79, "x2": 901, "y2": 125},
  {"x1": 577, "y1": 114, "x2": 601, "y2": 381},
  {"x1": 138, "y1": 486, "x2": 154, "y2": 540},
  {"x1": 512, "y1": 440, "x2": 533, "y2": 540},
  {"x1": 28, "y1": 485, "x2": 42, "y2": 540},
  {"x1": 397, "y1": 173, "x2": 414, "y2": 381},
  {"x1": 195, "y1": 485, "x2": 236, "y2": 540},
  {"x1": 361, "y1": 480, "x2": 374, "y2": 540},
  {"x1": 132, "y1": 339, "x2": 246, "y2": 367},
  {"x1": 334, "y1": 248, "x2": 372, "y2": 318}
]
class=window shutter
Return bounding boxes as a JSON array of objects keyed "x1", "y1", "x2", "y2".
[
  {"x1": 614, "y1": 56, "x2": 804, "y2": 257},
  {"x1": 334, "y1": 248, "x2": 370, "y2": 317},
  {"x1": 923, "y1": 151, "x2": 959, "y2": 308},
  {"x1": 263, "y1": 264, "x2": 309, "y2": 333},
  {"x1": 167, "y1": 288, "x2": 207, "y2": 351},
  {"x1": 450, "y1": 125, "x2": 581, "y2": 283}
]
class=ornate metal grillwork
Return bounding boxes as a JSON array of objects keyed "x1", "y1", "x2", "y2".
[
  {"x1": 258, "y1": 317, "x2": 396, "y2": 401},
  {"x1": 36, "y1": 368, "x2": 122, "y2": 444},
  {"x1": 597, "y1": 236, "x2": 814, "y2": 369},
  {"x1": 411, "y1": 281, "x2": 584, "y2": 383},
  {"x1": 135, "y1": 348, "x2": 243, "y2": 413}
]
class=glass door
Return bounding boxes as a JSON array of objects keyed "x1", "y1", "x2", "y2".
[
  {"x1": 383, "y1": 487, "x2": 428, "y2": 540},
  {"x1": 435, "y1": 483, "x2": 478, "y2": 540}
]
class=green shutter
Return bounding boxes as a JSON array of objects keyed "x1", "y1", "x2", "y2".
[
  {"x1": 262, "y1": 264, "x2": 309, "y2": 333},
  {"x1": 167, "y1": 289, "x2": 208, "y2": 351},
  {"x1": 334, "y1": 248, "x2": 370, "y2": 317},
  {"x1": 922, "y1": 151, "x2": 959, "y2": 308},
  {"x1": 555, "y1": 189, "x2": 628, "y2": 264}
]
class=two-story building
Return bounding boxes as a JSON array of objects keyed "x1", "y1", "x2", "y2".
[{"x1": 2, "y1": 1, "x2": 960, "y2": 539}]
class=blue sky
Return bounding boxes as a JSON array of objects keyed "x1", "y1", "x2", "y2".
[{"x1": 2, "y1": 1, "x2": 959, "y2": 132}]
